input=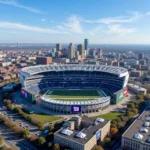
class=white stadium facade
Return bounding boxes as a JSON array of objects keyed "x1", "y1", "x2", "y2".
[{"x1": 20, "y1": 64, "x2": 129, "y2": 114}]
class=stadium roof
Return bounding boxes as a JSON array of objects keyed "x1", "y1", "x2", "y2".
[
  {"x1": 21, "y1": 64, "x2": 128, "y2": 77},
  {"x1": 41, "y1": 96, "x2": 110, "y2": 106}
]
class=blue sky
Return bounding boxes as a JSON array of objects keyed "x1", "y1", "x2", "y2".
[{"x1": 0, "y1": 0, "x2": 150, "y2": 44}]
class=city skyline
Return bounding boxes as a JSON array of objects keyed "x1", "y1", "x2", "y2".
[{"x1": 0, "y1": 0, "x2": 150, "y2": 44}]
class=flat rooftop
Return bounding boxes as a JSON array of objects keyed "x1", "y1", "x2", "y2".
[
  {"x1": 55, "y1": 115, "x2": 109, "y2": 144},
  {"x1": 123, "y1": 107, "x2": 150, "y2": 144},
  {"x1": 128, "y1": 83, "x2": 147, "y2": 92}
]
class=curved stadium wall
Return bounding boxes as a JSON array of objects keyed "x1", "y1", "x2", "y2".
[{"x1": 20, "y1": 64, "x2": 129, "y2": 114}]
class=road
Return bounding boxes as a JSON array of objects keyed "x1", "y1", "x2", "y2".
[
  {"x1": 0, "y1": 125, "x2": 37, "y2": 150},
  {"x1": 0, "y1": 92, "x2": 38, "y2": 150}
]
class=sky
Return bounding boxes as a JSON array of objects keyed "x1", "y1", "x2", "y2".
[{"x1": 0, "y1": 0, "x2": 150, "y2": 44}]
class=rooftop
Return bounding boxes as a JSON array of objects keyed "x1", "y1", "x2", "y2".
[
  {"x1": 55, "y1": 115, "x2": 110, "y2": 144},
  {"x1": 128, "y1": 83, "x2": 147, "y2": 92},
  {"x1": 123, "y1": 107, "x2": 150, "y2": 144},
  {"x1": 20, "y1": 64, "x2": 128, "y2": 77}
]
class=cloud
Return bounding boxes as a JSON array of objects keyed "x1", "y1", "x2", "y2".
[
  {"x1": 58, "y1": 15, "x2": 84, "y2": 34},
  {"x1": 146, "y1": 11, "x2": 150, "y2": 16},
  {"x1": 85, "y1": 11, "x2": 142, "y2": 24},
  {"x1": 0, "y1": 21, "x2": 69, "y2": 34},
  {"x1": 41, "y1": 18, "x2": 46, "y2": 22},
  {"x1": 56, "y1": 25, "x2": 64, "y2": 30},
  {"x1": 105, "y1": 24, "x2": 136, "y2": 35},
  {"x1": 0, "y1": 0, "x2": 46, "y2": 14},
  {"x1": 88, "y1": 26, "x2": 103, "y2": 36}
]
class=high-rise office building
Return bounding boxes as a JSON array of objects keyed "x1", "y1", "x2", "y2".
[
  {"x1": 77, "y1": 44, "x2": 85, "y2": 58},
  {"x1": 98, "y1": 48, "x2": 103, "y2": 58},
  {"x1": 117, "y1": 53, "x2": 121, "y2": 60},
  {"x1": 56, "y1": 43, "x2": 62, "y2": 51},
  {"x1": 138, "y1": 53, "x2": 144, "y2": 59},
  {"x1": 68, "y1": 43, "x2": 75, "y2": 59},
  {"x1": 84, "y1": 39, "x2": 88, "y2": 50}
]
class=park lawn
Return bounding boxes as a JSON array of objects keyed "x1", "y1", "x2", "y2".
[
  {"x1": 93, "y1": 112, "x2": 124, "y2": 121},
  {"x1": 30, "y1": 114, "x2": 62, "y2": 123}
]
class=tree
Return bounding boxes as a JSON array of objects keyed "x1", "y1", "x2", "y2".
[
  {"x1": 36, "y1": 137, "x2": 46, "y2": 146},
  {"x1": 110, "y1": 127, "x2": 118, "y2": 136},
  {"x1": 127, "y1": 112, "x2": 134, "y2": 119},
  {"x1": 49, "y1": 124, "x2": 54, "y2": 131},
  {"x1": 103, "y1": 138, "x2": 111, "y2": 147},
  {"x1": 111, "y1": 124, "x2": 117, "y2": 128},
  {"x1": 115, "y1": 117, "x2": 121, "y2": 123},
  {"x1": 29, "y1": 135, "x2": 36, "y2": 142},
  {"x1": 38, "y1": 124, "x2": 44, "y2": 130},
  {"x1": 26, "y1": 116, "x2": 32, "y2": 122},
  {"x1": 136, "y1": 94, "x2": 144, "y2": 100},
  {"x1": 0, "y1": 136, "x2": 3, "y2": 145},
  {"x1": 53, "y1": 143, "x2": 60, "y2": 150},
  {"x1": 111, "y1": 120, "x2": 117, "y2": 125},
  {"x1": 93, "y1": 145, "x2": 104, "y2": 150},
  {"x1": 22, "y1": 130, "x2": 30, "y2": 139},
  {"x1": 7, "y1": 104, "x2": 14, "y2": 111},
  {"x1": 131, "y1": 108, "x2": 138, "y2": 115},
  {"x1": 1, "y1": 145, "x2": 14, "y2": 150},
  {"x1": 127, "y1": 103, "x2": 135, "y2": 109},
  {"x1": 144, "y1": 94, "x2": 150, "y2": 100},
  {"x1": 3, "y1": 99, "x2": 12, "y2": 106},
  {"x1": 117, "y1": 122, "x2": 124, "y2": 129}
]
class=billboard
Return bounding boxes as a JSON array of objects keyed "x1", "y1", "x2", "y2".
[
  {"x1": 96, "y1": 129, "x2": 101, "y2": 140},
  {"x1": 21, "y1": 89, "x2": 28, "y2": 98},
  {"x1": 21, "y1": 89, "x2": 25, "y2": 96},
  {"x1": 71, "y1": 105, "x2": 81, "y2": 113},
  {"x1": 21, "y1": 88, "x2": 36, "y2": 102},
  {"x1": 124, "y1": 88, "x2": 128, "y2": 96},
  {"x1": 114, "y1": 89, "x2": 124, "y2": 104}
]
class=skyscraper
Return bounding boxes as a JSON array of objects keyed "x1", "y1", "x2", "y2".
[
  {"x1": 77, "y1": 44, "x2": 85, "y2": 58},
  {"x1": 117, "y1": 53, "x2": 120, "y2": 60},
  {"x1": 138, "y1": 53, "x2": 144, "y2": 59},
  {"x1": 68, "y1": 43, "x2": 75, "y2": 59},
  {"x1": 56, "y1": 43, "x2": 62, "y2": 51},
  {"x1": 98, "y1": 48, "x2": 103, "y2": 58},
  {"x1": 84, "y1": 39, "x2": 88, "y2": 50}
]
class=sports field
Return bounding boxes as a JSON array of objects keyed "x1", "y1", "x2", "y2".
[{"x1": 44, "y1": 89, "x2": 101, "y2": 101}]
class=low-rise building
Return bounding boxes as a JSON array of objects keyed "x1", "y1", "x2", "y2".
[
  {"x1": 141, "y1": 65, "x2": 150, "y2": 71},
  {"x1": 130, "y1": 70, "x2": 142, "y2": 77},
  {"x1": 0, "y1": 62, "x2": 12, "y2": 67},
  {"x1": 122, "y1": 107, "x2": 150, "y2": 150},
  {"x1": 54, "y1": 115, "x2": 110, "y2": 150},
  {"x1": 128, "y1": 83, "x2": 147, "y2": 95},
  {"x1": 36, "y1": 56, "x2": 52, "y2": 65},
  {"x1": 0, "y1": 75, "x2": 11, "y2": 80},
  {"x1": 0, "y1": 67, "x2": 7, "y2": 74}
]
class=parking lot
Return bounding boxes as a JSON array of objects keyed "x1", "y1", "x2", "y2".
[
  {"x1": 0, "y1": 107, "x2": 40, "y2": 134},
  {"x1": 0, "y1": 124, "x2": 38, "y2": 150},
  {"x1": 0, "y1": 106, "x2": 51, "y2": 137}
]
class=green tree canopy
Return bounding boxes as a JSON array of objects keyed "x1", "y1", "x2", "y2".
[{"x1": 36, "y1": 137, "x2": 46, "y2": 146}]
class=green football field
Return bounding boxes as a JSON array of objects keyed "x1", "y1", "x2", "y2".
[{"x1": 44, "y1": 89, "x2": 101, "y2": 101}]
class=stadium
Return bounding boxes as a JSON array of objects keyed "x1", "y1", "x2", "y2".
[{"x1": 20, "y1": 64, "x2": 129, "y2": 114}]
